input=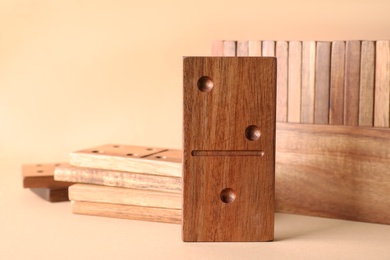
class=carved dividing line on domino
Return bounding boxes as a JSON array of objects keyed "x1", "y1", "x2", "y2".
[{"x1": 191, "y1": 150, "x2": 265, "y2": 156}]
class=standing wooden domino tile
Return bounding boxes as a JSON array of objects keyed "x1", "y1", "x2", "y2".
[{"x1": 183, "y1": 57, "x2": 277, "y2": 242}]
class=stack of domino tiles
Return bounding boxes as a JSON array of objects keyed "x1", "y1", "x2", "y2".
[{"x1": 54, "y1": 145, "x2": 182, "y2": 224}]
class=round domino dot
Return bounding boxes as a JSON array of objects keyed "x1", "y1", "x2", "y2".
[
  {"x1": 220, "y1": 188, "x2": 236, "y2": 204},
  {"x1": 197, "y1": 76, "x2": 214, "y2": 92},
  {"x1": 245, "y1": 125, "x2": 261, "y2": 141}
]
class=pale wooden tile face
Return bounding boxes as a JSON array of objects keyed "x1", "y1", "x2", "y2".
[
  {"x1": 74, "y1": 144, "x2": 167, "y2": 158},
  {"x1": 144, "y1": 149, "x2": 182, "y2": 163},
  {"x1": 22, "y1": 163, "x2": 66, "y2": 177}
]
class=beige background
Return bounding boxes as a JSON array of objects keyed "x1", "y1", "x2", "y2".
[
  {"x1": 1, "y1": 1, "x2": 390, "y2": 259},
  {"x1": 1, "y1": 0, "x2": 390, "y2": 163}
]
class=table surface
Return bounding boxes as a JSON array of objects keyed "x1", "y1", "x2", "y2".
[{"x1": 1, "y1": 162, "x2": 390, "y2": 260}]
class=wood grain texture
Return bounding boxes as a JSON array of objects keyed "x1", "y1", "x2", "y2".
[
  {"x1": 248, "y1": 41, "x2": 261, "y2": 56},
  {"x1": 183, "y1": 57, "x2": 276, "y2": 242},
  {"x1": 301, "y1": 41, "x2": 316, "y2": 124},
  {"x1": 72, "y1": 201, "x2": 181, "y2": 224},
  {"x1": 288, "y1": 41, "x2": 302, "y2": 123},
  {"x1": 69, "y1": 119, "x2": 390, "y2": 224},
  {"x1": 276, "y1": 41, "x2": 288, "y2": 122},
  {"x1": 69, "y1": 184, "x2": 181, "y2": 209},
  {"x1": 223, "y1": 41, "x2": 236, "y2": 56},
  {"x1": 237, "y1": 41, "x2": 249, "y2": 56},
  {"x1": 375, "y1": 40, "x2": 390, "y2": 127},
  {"x1": 329, "y1": 41, "x2": 345, "y2": 125},
  {"x1": 262, "y1": 40, "x2": 275, "y2": 56},
  {"x1": 359, "y1": 41, "x2": 375, "y2": 126},
  {"x1": 276, "y1": 122, "x2": 390, "y2": 225},
  {"x1": 22, "y1": 163, "x2": 74, "y2": 188},
  {"x1": 31, "y1": 188, "x2": 69, "y2": 202},
  {"x1": 211, "y1": 41, "x2": 224, "y2": 56},
  {"x1": 314, "y1": 42, "x2": 331, "y2": 124},
  {"x1": 69, "y1": 145, "x2": 181, "y2": 177},
  {"x1": 214, "y1": 39, "x2": 390, "y2": 127},
  {"x1": 344, "y1": 41, "x2": 361, "y2": 126},
  {"x1": 54, "y1": 164, "x2": 181, "y2": 193}
]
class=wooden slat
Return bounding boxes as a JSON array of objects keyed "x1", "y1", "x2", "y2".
[
  {"x1": 375, "y1": 40, "x2": 390, "y2": 127},
  {"x1": 301, "y1": 41, "x2": 316, "y2": 124},
  {"x1": 276, "y1": 122, "x2": 390, "y2": 225},
  {"x1": 72, "y1": 201, "x2": 181, "y2": 224},
  {"x1": 211, "y1": 41, "x2": 224, "y2": 56},
  {"x1": 69, "y1": 184, "x2": 181, "y2": 209},
  {"x1": 223, "y1": 41, "x2": 236, "y2": 56},
  {"x1": 22, "y1": 163, "x2": 74, "y2": 188},
  {"x1": 314, "y1": 42, "x2": 331, "y2": 124},
  {"x1": 237, "y1": 41, "x2": 249, "y2": 56},
  {"x1": 69, "y1": 145, "x2": 181, "y2": 177},
  {"x1": 248, "y1": 41, "x2": 261, "y2": 56},
  {"x1": 276, "y1": 41, "x2": 288, "y2": 122},
  {"x1": 329, "y1": 41, "x2": 345, "y2": 125},
  {"x1": 344, "y1": 41, "x2": 361, "y2": 126},
  {"x1": 183, "y1": 57, "x2": 276, "y2": 242},
  {"x1": 288, "y1": 41, "x2": 302, "y2": 123},
  {"x1": 54, "y1": 164, "x2": 181, "y2": 193},
  {"x1": 359, "y1": 41, "x2": 375, "y2": 126},
  {"x1": 262, "y1": 40, "x2": 275, "y2": 56}
]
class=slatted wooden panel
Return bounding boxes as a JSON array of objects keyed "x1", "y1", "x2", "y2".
[{"x1": 212, "y1": 40, "x2": 390, "y2": 127}]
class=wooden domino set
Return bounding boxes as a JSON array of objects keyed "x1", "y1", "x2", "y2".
[{"x1": 21, "y1": 46, "x2": 390, "y2": 242}]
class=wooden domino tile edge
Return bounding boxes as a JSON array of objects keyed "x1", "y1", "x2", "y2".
[
  {"x1": 54, "y1": 164, "x2": 182, "y2": 193},
  {"x1": 69, "y1": 184, "x2": 181, "y2": 209},
  {"x1": 71, "y1": 201, "x2": 181, "y2": 224},
  {"x1": 69, "y1": 145, "x2": 181, "y2": 177}
]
